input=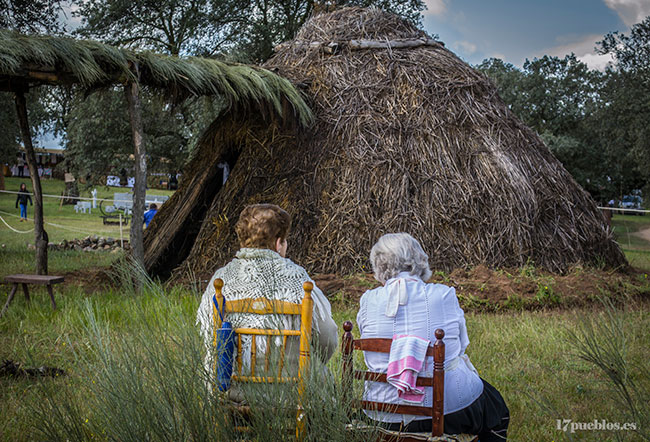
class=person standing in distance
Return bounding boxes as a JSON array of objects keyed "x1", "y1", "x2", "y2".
[{"x1": 15, "y1": 183, "x2": 32, "y2": 222}]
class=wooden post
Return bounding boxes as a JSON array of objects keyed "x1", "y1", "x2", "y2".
[
  {"x1": 432, "y1": 329, "x2": 445, "y2": 437},
  {"x1": 124, "y1": 63, "x2": 147, "y2": 278},
  {"x1": 341, "y1": 321, "x2": 354, "y2": 409},
  {"x1": 296, "y1": 281, "x2": 313, "y2": 441},
  {"x1": 119, "y1": 213, "x2": 124, "y2": 248},
  {"x1": 14, "y1": 89, "x2": 48, "y2": 275}
]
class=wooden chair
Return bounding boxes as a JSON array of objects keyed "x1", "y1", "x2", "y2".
[
  {"x1": 212, "y1": 278, "x2": 314, "y2": 440},
  {"x1": 341, "y1": 321, "x2": 478, "y2": 442}
]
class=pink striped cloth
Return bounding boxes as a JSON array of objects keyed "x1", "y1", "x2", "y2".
[{"x1": 386, "y1": 334, "x2": 431, "y2": 404}]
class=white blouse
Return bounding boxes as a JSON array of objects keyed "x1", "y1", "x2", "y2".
[{"x1": 357, "y1": 272, "x2": 484, "y2": 424}]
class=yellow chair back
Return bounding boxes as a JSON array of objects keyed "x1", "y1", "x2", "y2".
[{"x1": 211, "y1": 277, "x2": 313, "y2": 439}]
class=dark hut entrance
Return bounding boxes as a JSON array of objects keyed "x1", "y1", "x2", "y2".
[{"x1": 146, "y1": 137, "x2": 241, "y2": 279}]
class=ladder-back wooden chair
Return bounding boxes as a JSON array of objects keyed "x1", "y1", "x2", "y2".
[
  {"x1": 212, "y1": 278, "x2": 313, "y2": 440},
  {"x1": 341, "y1": 321, "x2": 478, "y2": 442}
]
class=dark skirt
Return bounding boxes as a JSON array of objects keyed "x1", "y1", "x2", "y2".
[{"x1": 381, "y1": 378, "x2": 509, "y2": 441}]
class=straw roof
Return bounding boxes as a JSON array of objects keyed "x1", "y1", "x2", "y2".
[
  {"x1": 0, "y1": 30, "x2": 312, "y2": 125},
  {"x1": 144, "y1": 7, "x2": 626, "y2": 279}
]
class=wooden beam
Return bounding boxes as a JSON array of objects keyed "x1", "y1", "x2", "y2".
[{"x1": 274, "y1": 37, "x2": 444, "y2": 54}]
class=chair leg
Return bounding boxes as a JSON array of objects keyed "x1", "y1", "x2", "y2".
[
  {"x1": 0, "y1": 284, "x2": 18, "y2": 318},
  {"x1": 47, "y1": 284, "x2": 57, "y2": 310},
  {"x1": 22, "y1": 283, "x2": 30, "y2": 302},
  {"x1": 296, "y1": 408, "x2": 305, "y2": 441}
]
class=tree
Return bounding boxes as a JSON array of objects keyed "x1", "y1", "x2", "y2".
[
  {"x1": 64, "y1": 89, "x2": 196, "y2": 181},
  {"x1": 0, "y1": 90, "x2": 52, "y2": 190},
  {"x1": 73, "y1": 0, "x2": 250, "y2": 272},
  {"x1": 235, "y1": 0, "x2": 426, "y2": 62},
  {"x1": 0, "y1": 0, "x2": 64, "y2": 190},
  {"x1": 598, "y1": 17, "x2": 650, "y2": 196},
  {"x1": 1, "y1": 0, "x2": 64, "y2": 271},
  {"x1": 74, "y1": 0, "x2": 250, "y2": 56},
  {"x1": 479, "y1": 55, "x2": 602, "y2": 135},
  {"x1": 0, "y1": 0, "x2": 63, "y2": 33},
  {"x1": 475, "y1": 58, "x2": 528, "y2": 115},
  {"x1": 599, "y1": 16, "x2": 650, "y2": 73}
]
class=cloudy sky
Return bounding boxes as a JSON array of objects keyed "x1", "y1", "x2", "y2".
[{"x1": 422, "y1": 0, "x2": 650, "y2": 70}]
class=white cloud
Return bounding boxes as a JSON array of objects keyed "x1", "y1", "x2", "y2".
[
  {"x1": 579, "y1": 52, "x2": 614, "y2": 71},
  {"x1": 424, "y1": 0, "x2": 447, "y2": 16},
  {"x1": 59, "y1": 2, "x2": 82, "y2": 30},
  {"x1": 452, "y1": 40, "x2": 477, "y2": 54},
  {"x1": 603, "y1": 0, "x2": 650, "y2": 27},
  {"x1": 538, "y1": 34, "x2": 614, "y2": 71}
]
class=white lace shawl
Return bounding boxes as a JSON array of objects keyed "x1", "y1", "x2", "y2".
[{"x1": 196, "y1": 248, "x2": 334, "y2": 372}]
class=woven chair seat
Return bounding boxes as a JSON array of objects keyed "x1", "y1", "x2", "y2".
[{"x1": 346, "y1": 419, "x2": 478, "y2": 442}]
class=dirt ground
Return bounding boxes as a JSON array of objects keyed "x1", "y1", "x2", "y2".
[
  {"x1": 58, "y1": 262, "x2": 650, "y2": 313},
  {"x1": 633, "y1": 226, "x2": 650, "y2": 243},
  {"x1": 313, "y1": 264, "x2": 650, "y2": 312}
]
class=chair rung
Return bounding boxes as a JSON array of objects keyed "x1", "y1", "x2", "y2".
[
  {"x1": 234, "y1": 328, "x2": 301, "y2": 336},
  {"x1": 355, "y1": 400, "x2": 432, "y2": 417},
  {"x1": 354, "y1": 370, "x2": 434, "y2": 387},
  {"x1": 234, "y1": 426, "x2": 252, "y2": 433},
  {"x1": 233, "y1": 375, "x2": 299, "y2": 383}
]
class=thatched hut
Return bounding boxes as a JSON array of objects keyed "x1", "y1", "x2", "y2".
[{"x1": 144, "y1": 7, "x2": 626, "y2": 280}]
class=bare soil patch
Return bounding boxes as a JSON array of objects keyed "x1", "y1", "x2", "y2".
[
  {"x1": 57, "y1": 263, "x2": 650, "y2": 313},
  {"x1": 633, "y1": 226, "x2": 650, "y2": 243},
  {"x1": 314, "y1": 265, "x2": 650, "y2": 312},
  {"x1": 63, "y1": 268, "x2": 114, "y2": 293}
]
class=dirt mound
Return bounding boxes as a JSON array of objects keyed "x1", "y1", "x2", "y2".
[
  {"x1": 61, "y1": 263, "x2": 650, "y2": 313},
  {"x1": 63, "y1": 267, "x2": 114, "y2": 294},
  {"x1": 315, "y1": 266, "x2": 650, "y2": 312}
]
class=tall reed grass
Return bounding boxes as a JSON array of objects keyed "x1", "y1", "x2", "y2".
[
  {"x1": 566, "y1": 298, "x2": 650, "y2": 441},
  {"x1": 29, "y1": 272, "x2": 372, "y2": 441}
]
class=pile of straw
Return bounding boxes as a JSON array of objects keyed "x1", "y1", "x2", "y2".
[{"x1": 145, "y1": 7, "x2": 626, "y2": 279}]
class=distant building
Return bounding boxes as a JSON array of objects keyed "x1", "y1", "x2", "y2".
[{"x1": 11, "y1": 132, "x2": 65, "y2": 178}]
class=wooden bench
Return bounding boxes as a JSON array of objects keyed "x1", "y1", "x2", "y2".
[{"x1": 1, "y1": 274, "x2": 65, "y2": 318}]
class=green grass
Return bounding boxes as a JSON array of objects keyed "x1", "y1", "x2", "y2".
[
  {"x1": 1, "y1": 181, "x2": 649, "y2": 440},
  {"x1": 1, "y1": 282, "x2": 647, "y2": 441},
  {"x1": 0, "y1": 177, "x2": 174, "y2": 275},
  {"x1": 611, "y1": 213, "x2": 650, "y2": 271},
  {"x1": 612, "y1": 213, "x2": 650, "y2": 251}
]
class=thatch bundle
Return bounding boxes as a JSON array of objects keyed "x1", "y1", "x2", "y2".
[
  {"x1": 144, "y1": 7, "x2": 626, "y2": 279},
  {"x1": 0, "y1": 29, "x2": 311, "y2": 123}
]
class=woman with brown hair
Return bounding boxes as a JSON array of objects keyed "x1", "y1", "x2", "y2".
[{"x1": 196, "y1": 204, "x2": 337, "y2": 380}]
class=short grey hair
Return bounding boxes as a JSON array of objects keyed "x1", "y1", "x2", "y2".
[{"x1": 370, "y1": 233, "x2": 432, "y2": 284}]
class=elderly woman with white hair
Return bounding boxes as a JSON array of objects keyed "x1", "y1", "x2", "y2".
[{"x1": 357, "y1": 233, "x2": 509, "y2": 441}]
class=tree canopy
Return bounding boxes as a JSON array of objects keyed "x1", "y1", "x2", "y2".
[
  {"x1": 477, "y1": 17, "x2": 650, "y2": 203},
  {"x1": 74, "y1": 0, "x2": 249, "y2": 56},
  {"x1": 0, "y1": 0, "x2": 63, "y2": 33}
]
